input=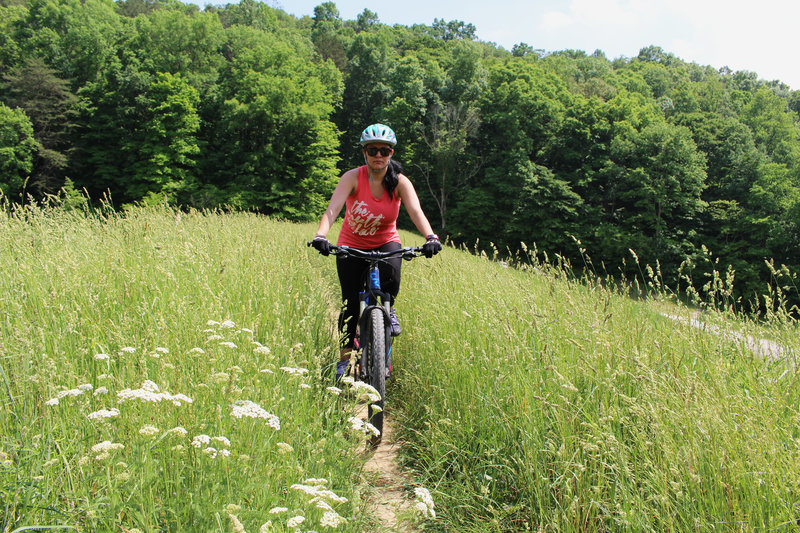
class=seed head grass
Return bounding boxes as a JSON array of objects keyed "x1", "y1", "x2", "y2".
[
  {"x1": 3, "y1": 203, "x2": 798, "y2": 532},
  {"x1": 0, "y1": 204, "x2": 373, "y2": 532},
  {"x1": 392, "y1": 240, "x2": 800, "y2": 532}
]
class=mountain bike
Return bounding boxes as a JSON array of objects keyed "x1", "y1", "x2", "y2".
[{"x1": 313, "y1": 243, "x2": 425, "y2": 444}]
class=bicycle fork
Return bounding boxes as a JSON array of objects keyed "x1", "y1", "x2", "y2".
[{"x1": 358, "y1": 264, "x2": 393, "y2": 379}]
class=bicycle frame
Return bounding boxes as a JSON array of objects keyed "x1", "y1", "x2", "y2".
[
  {"x1": 310, "y1": 242, "x2": 425, "y2": 444},
  {"x1": 334, "y1": 245, "x2": 423, "y2": 378}
]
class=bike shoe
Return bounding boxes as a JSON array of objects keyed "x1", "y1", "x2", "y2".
[
  {"x1": 389, "y1": 308, "x2": 401, "y2": 337},
  {"x1": 335, "y1": 360, "x2": 350, "y2": 381}
]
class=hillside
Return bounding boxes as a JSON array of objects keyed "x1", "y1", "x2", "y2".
[{"x1": 1, "y1": 205, "x2": 799, "y2": 531}]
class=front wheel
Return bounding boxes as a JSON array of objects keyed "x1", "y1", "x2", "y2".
[{"x1": 366, "y1": 307, "x2": 386, "y2": 444}]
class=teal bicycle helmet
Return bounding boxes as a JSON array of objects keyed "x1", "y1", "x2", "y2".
[{"x1": 360, "y1": 123, "x2": 397, "y2": 146}]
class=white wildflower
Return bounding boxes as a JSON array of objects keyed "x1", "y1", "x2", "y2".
[
  {"x1": 191, "y1": 435, "x2": 211, "y2": 448},
  {"x1": 254, "y1": 346, "x2": 271, "y2": 355},
  {"x1": 139, "y1": 425, "x2": 159, "y2": 437},
  {"x1": 220, "y1": 342, "x2": 238, "y2": 349},
  {"x1": 349, "y1": 381, "x2": 381, "y2": 402},
  {"x1": 287, "y1": 516, "x2": 305, "y2": 529},
  {"x1": 290, "y1": 484, "x2": 318, "y2": 496},
  {"x1": 228, "y1": 514, "x2": 246, "y2": 533},
  {"x1": 299, "y1": 383, "x2": 311, "y2": 390},
  {"x1": 94, "y1": 353, "x2": 110, "y2": 361},
  {"x1": 148, "y1": 351, "x2": 162, "y2": 359},
  {"x1": 77, "y1": 384, "x2": 94, "y2": 391},
  {"x1": 221, "y1": 320, "x2": 236, "y2": 328},
  {"x1": 279, "y1": 367, "x2": 309, "y2": 376},
  {"x1": 259, "y1": 369, "x2": 274, "y2": 374},
  {"x1": 231, "y1": 400, "x2": 280, "y2": 430},
  {"x1": 314, "y1": 499, "x2": 333, "y2": 511},
  {"x1": 117, "y1": 381, "x2": 193, "y2": 406},
  {"x1": 189, "y1": 347, "x2": 205, "y2": 355},
  {"x1": 203, "y1": 447, "x2": 218, "y2": 458},
  {"x1": 87, "y1": 408, "x2": 120, "y2": 420},
  {"x1": 326, "y1": 387, "x2": 341, "y2": 396},
  {"x1": 94, "y1": 386, "x2": 109, "y2": 396},
  {"x1": 314, "y1": 489, "x2": 348, "y2": 504},
  {"x1": 168, "y1": 426, "x2": 188, "y2": 437},
  {"x1": 241, "y1": 328, "x2": 253, "y2": 334},
  {"x1": 45, "y1": 398, "x2": 59, "y2": 406},
  {"x1": 207, "y1": 320, "x2": 220, "y2": 326},
  {"x1": 259, "y1": 522, "x2": 273, "y2": 533},
  {"x1": 320, "y1": 511, "x2": 346, "y2": 528},
  {"x1": 91, "y1": 440, "x2": 124, "y2": 455},
  {"x1": 219, "y1": 449, "x2": 231, "y2": 458},
  {"x1": 154, "y1": 347, "x2": 169, "y2": 354},
  {"x1": 212, "y1": 436, "x2": 231, "y2": 447},
  {"x1": 120, "y1": 347, "x2": 136, "y2": 354},
  {"x1": 347, "y1": 417, "x2": 380, "y2": 438},
  {"x1": 269, "y1": 507, "x2": 288, "y2": 514},
  {"x1": 414, "y1": 487, "x2": 436, "y2": 519},
  {"x1": 207, "y1": 334, "x2": 223, "y2": 341}
]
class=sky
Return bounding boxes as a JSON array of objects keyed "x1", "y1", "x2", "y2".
[{"x1": 234, "y1": 0, "x2": 800, "y2": 90}]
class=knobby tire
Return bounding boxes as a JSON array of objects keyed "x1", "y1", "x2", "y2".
[{"x1": 366, "y1": 307, "x2": 386, "y2": 444}]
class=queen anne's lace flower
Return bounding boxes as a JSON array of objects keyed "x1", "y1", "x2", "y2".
[
  {"x1": 191, "y1": 434, "x2": 211, "y2": 448},
  {"x1": 87, "y1": 408, "x2": 120, "y2": 420},
  {"x1": 94, "y1": 353, "x2": 110, "y2": 361},
  {"x1": 117, "y1": 380, "x2": 193, "y2": 406},
  {"x1": 286, "y1": 516, "x2": 305, "y2": 529},
  {"x1": 320, "y1": 510, "x2": 346, "y2": 528},
  {"x1": 139, "y1": 425, "x2": 159, "y2": 437},
  {"x1": 220, "y1": 342, "x2": 238, "y2": 349},
  {"x1": 231, "y1": 400, "x2": 280, "y2": 430},
  {"x1": 269, "y1": 507, "x2": 288, "y2": 514},
  {"x1": 279, "y1": 367, "x2": 309, "y2": 376},
  {"x1": 414, "y1": 487, "x2": 436, "y2": 519}
]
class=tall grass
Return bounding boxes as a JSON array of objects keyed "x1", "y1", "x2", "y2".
[
  {"x1": 393, "y1": 243, "x2": 800, "y2": 531},
  {"x1": 4, "y1": 204, "x2": 800, "y2": 532},
  {"x1": 0, "y1": 204, "x2": 383, "y2": 532}
]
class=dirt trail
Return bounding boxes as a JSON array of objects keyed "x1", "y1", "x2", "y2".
[
  {"x1": 355, "y1": 406, "x2": 418, "y2": 532},
  {"x1": 662, "y1": 312, "x2": 793, "y2": 362}
]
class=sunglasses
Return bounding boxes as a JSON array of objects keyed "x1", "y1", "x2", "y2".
[{"x1": 364, "y1": 146, "x2": 393, "y2": 157}]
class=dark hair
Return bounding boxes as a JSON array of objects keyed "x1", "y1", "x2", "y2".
[{"x1": 384, "y1": 159, "x2": 402, "y2": 199}]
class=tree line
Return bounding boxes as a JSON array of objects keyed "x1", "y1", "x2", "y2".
[{"x1": 1, "y1": 0, "x2": 799, "y2": 311}]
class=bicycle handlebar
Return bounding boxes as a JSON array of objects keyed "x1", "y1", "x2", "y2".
[{"x1": 307, "y1": 241, "x2": 425, "y2": 261}]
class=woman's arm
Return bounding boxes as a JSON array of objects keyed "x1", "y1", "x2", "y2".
[
  {"x1": 315, "y1": 169, "x2": 358, "y2": 238},
  {"x1": 396, "y1": 174, "x2": 436, "y2": 238}
]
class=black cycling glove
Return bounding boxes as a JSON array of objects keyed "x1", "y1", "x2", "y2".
[
  {"x1": 310, "y1": 236, "x2": 331, "y2": 256},
  {"x1": 422, "y1": 234, "x2": 441, "y2": 258}
]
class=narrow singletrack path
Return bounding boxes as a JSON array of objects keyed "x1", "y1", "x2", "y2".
[{"x1": 356, "y1": 406, "x2": 418, "y2": 532}]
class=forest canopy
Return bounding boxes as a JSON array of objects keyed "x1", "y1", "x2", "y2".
[{"x1": 1, "y1": 0, "x2": 799, "y2": 310}]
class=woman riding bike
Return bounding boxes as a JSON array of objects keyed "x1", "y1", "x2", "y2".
[{"x1": 310, "y1": 124, "x2": 441, "y2": 379}]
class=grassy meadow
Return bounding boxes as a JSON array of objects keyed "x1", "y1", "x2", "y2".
[{"x1": 2, "y1": 204, "x2": 800, "y2": 532}]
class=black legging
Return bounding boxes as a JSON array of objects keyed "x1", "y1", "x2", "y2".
[{"x1": 336, "y1": 241, "x2": 402, "y2": 349}]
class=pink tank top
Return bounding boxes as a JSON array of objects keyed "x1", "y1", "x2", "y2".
[{"x1": 337, "y1": 165, "x2": 402, "y2": 249}]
